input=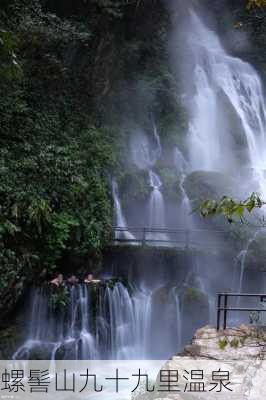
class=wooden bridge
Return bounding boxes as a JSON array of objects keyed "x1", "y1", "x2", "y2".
[{"x1": 112, "y1": 226, "x2": 230, "y2": 249}]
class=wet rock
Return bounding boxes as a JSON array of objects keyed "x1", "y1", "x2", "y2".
[
  {"x1": 181, "y1": 288, "x2": 210, "y2": 344},
  {"x1": 184, "y1": 171, "x2": 239, "y2": 204},
  {"x1": 245, "y1": 232, "x2": 266, "y2": 272},
  {"x1": 182, "y1": 324, "x2": 266, "y2": 360}
]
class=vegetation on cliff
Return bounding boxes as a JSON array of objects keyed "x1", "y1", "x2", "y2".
[{"x1": 1, "y1": 0, "x2": 266, "y2": 319}]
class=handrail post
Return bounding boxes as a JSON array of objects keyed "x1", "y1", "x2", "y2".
[
  {"x1": 223, "y1": 294, "x2": 228, "y2": 330},
  {"x1": 217, "y1": 294, "x2": 222, "y2": 330}
]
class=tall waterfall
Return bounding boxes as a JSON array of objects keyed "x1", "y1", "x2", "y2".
[{"x1": 186, "y1": 11, "x2": 266, "y2": 196}]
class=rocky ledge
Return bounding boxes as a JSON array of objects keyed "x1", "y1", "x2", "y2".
[
  {"x1": 181, "y1": 324, "x2": 266, "y2": 360},
  {"x1": 153, "y1": 325, "x2": 266, "y2": 399}
]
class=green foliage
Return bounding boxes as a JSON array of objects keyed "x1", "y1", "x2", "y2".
[
  {"x1": 48, "y1": 285, "x2": 69, "y2": 312},
  {"x1": 247, "y1": 0, "x2": 266, "y2": 8},
  {"x1": 92, "y1": 0, "x2": 126, "y2": 18},
  {"x1": 0, "y1": 1, "x2": 122, "y2": 317},
  {"x1": 218, "y1": 338, "x2": 228, "y2": 350},
  {"x1": 199, "y1": 193, "x2": 264, "y2": 223},
  {"x1": 230, "y1": 338, "x2": 239, "y2": 348},
  {"x1": 158, "y1": 167, "x2": 182, "y2": 202},
  {"x1": 119, "y1": 170, "x2": 150, "y2": 204},
  {"x1": 184, "y1": 287, "x2": 204, "y2": 301},
  {"x1": 0, "y1": 29, "x2": 22, "y2": 80}
]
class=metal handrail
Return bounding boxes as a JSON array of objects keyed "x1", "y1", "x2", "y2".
[
  {"x1": 217, "y1": 293, "x2": 266, "y2": 330},
  {"x1": 112, "y1": 226, "x2": 230, "y2": 247}
]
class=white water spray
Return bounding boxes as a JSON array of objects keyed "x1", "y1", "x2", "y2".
[{"x1": 186, "y1": 11, "x2": 266, "y2": 196}]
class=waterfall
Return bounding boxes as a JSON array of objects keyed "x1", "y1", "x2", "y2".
[
  {"x1": 14, "y1": 282, "x2": 183, "y2": 360},
  {"x1": 150, "y1": 113, "x2": 162, "y2": 163},
  {"x1": 235, "y1": 232, "x2": 259, "y2": 308},
  {"x1": 236, "y1": 249, "x2": 248, "y2": 297},
  {"x1": 186, "y1": 11, "x2": 266, "y2": 196},
  {"x1": 179, "y1": 174, "x2": 194, "y2": 230},
  {"x1": 148, "y1": 171, "x2": 166, "y2": 229},
  {"x1": 13, "y1": 285, "x2": 99, "y2": 360},
  {"x1": 112, "y1": 180, "x2": 135, "y2": 241},
  {"x1": 14, "y1": 7, "x2": 266, "y2": 363},
  {"x1": 173, "y1": 146, "x2": 194, "y2": 231},
  {"x1": 148, "y1": 170, "x2": 168, "y2": 243},
  {"x1": 172, "y1": 288, "x2": 182, "y2": 352},
  {"x1": 174, "y1": 146, "x2": 189, "y2": 174},
  {"x1": 129, "y1": 117, "x2": 168, "y2": 244},
  {"x1": 146, "y1": 120, "x2": 168, "y2": 242}
]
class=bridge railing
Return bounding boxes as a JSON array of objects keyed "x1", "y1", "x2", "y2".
[
  {"x1": 112, "y1": 226, "x2": 229, "y2": 248},
  {"x1": 217, "y1": 293, "x2": 266, "y2": 330}
]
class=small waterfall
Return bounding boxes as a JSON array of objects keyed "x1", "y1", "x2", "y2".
[
  {"x1": 179, "y1": 174, "x2": 194, "y2": 230},
  {"x1": 148, "y1": 170, "x2": 168, "y2": 243},
  {"x1": 150, "y1": 114, "x2": 162, "y2": 163},
  {"x1": 13, "y1": 285, "x2": 99, "y2": 360},
  {"x1": 236, "y1": 232, "x2": 259, "y2": 296},
  {"x1": 129, "y1": 117, "x2": 168, "y2": 244},
  {"x1": 112, "y1": 180, "x2": 135, "y2": 241},
  {"x1": 236, "y1": 249, "x2": 248, "y2": 297},
  {"x1": 147, "y1": 120, "x2": 168, "y2": 243},
  {"x1": 171, "y1": 288, "x2": 182, "y2": 351},
  {"x1": 173, "y1": 146, "x2": 194, "y2": 231},
  {"x1": 234, "y1": 232, "x2": 260, "y2": 314},
  {"x1": 174, "y1": 146, "x2": 189, "y2": 174},
  {"x1": 130, "y1": 130, "x2": 152, "y2": 170}
]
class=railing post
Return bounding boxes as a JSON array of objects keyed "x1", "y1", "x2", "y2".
[
  {"x1": 223, "y1": 294, "x2": 228, "y2": 330},
  {"x1": 142, "y1": 228, "x2": 146, "y2": 246},
  {"x1": 217, "y1": 294, "x2": 221, "y2": 330}
]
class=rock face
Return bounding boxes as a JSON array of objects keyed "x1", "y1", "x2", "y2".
[
  {"x1": 152, "y1": 325, "x2": 266, "y2": 400},
  {"x1": 245, "y1": 232, "x2": 266, "y2": 272},
  {"x1": 184, "y1": 171, "x2": 239, "y2": 204},
  {"x1": 182, "y1": 325, "x2": 266, "y2": 360},
  {"x1": 181, "y1": 288, "x2": 210, "y2": 345},
  {"x1": 135, "y1": 326, "x2": 266, "y2": 399}
]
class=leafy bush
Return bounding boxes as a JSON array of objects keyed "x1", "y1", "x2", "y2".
[{"x1": 0, "y1": 1, "x2": 122, "y2": 317}]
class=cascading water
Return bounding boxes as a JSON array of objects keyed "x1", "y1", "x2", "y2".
[
  {"x1": 235, "y1": 231, "x2": 259, "y2": 307},
  {"x1": 147, "y1": 119, "x2": 169, "y2": 241},
  {"x1": 129, "y1": 118, "x2": 168, "y2": 243},
  {"x1": 112, "y1": 180, "x2": 135, "y2": 242},
  {"x1": 14, "y1": 285, "x2": 99, "y2": 360},
  {"x1": 15, "y1": 282, "x2": 182, "y2": 360},
  {"x1": 186, "y1": 11, "x2": 266, "y2": 196},
  {"x1": 14, "y1": 7, "x2": 266, "y2": 363},
  {"x1": 182, "y1": 9, "x2": 266, "y2": 326},
  {"x1": 148, "y1": 171, "x2": 168, "y2": 242}
]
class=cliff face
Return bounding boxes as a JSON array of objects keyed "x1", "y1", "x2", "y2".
[
  {"x1": 1, "y1": 0, "x2": 266, "y2": 323},
  {"x1": 153, "y1": 325, "x2": 266, "y2": 400}
]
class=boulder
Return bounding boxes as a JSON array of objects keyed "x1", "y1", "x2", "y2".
[{"x1": 184, "y1": 171, "x2": 239, "y2": 204}]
